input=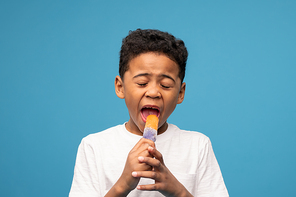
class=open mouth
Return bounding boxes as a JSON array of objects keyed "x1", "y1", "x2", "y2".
[{"x1": 141, "y1": 105, "x2": 160, "y2": 122}]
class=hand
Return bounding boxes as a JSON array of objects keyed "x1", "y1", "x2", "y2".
[
  {"x1": 131, "y1": 146, "x2": 193, "y2": 197},
  {"x1": 105, "y1": 138, "x2": 155, "y2": 196}
]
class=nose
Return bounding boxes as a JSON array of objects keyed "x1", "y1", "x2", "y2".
[{"x1": 145, "y1": 84, "x2": 161, "y2": 99}]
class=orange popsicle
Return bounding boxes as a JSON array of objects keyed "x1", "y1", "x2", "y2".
[{"x1": 143, "y1": 115, "x2": 159, "y2": 142}]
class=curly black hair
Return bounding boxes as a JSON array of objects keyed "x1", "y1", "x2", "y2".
[{"x1": 119, "y1": 29, "x2": 188, "y2": 83}]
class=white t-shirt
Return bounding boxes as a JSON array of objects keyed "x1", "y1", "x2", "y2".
[{"x1": 69, "y1": 123, "x2": 229, "y2": 197}]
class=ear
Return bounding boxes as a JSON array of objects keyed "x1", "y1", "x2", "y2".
[
  {"x1": 115, "y1": 76, "x2": 125, "y2": 99},
  {"x1": 177, "y1": 82, "x2": 186, "y2": 104}
]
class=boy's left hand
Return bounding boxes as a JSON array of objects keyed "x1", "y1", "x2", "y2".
[{"x1": 131, "y1": 146, "x2": 193, "y2": 197}]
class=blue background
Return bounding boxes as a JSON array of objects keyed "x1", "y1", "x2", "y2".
[{"x1": 1, "y1": 0, "x2": 295, "y2": 196}]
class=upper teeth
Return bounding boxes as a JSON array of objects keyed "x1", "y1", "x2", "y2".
[{"x1": 146, "y1": 107, "x2": 157, "y2": 109}]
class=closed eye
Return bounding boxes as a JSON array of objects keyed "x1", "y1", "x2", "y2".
[
  {"x1": 161, "y1": 84, "x2": 171, "y2": 89},
  {"x1": 137, "y1": 83, "x2": 147, "y2": 87}
]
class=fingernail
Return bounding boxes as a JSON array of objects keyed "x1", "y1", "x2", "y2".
[
  {"x1": 132, "y1": 172, "x2": 137, "y2": 177},
  {"x1": 138, "y1": 156, "x2": 144, "y2": 162}
]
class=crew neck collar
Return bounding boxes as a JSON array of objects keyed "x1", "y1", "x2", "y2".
[{"x1": 120, "y1": 122, "x2": 175, "y2": 144}]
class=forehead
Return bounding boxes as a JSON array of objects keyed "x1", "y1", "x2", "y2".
[{"x1": 127, "y1": 52, "x2": 179, "y2": 77}]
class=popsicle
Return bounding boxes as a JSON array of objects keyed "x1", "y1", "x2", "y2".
[{"x1": 143, "y1": 115, "x2": 159, "y2": 142}]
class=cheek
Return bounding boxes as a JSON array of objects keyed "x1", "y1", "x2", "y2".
[
  {"x1": 163, "y1": 100, "x2": 176, "y2": 113},
  {"x1": 125, "y1": 97, "x2": 135, "y2": 111},
  {"x1": 165, "y1": 91, "x2": 180, "y2": 105},
  {"x1": 124, "y1": 93, "x2": 140, "y2": 115},
  {"x1": 163, "y1": 94, "x2": 179, "y2": 114}
]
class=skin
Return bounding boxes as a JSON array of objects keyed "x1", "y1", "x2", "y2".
[{"x1": 105, "y1": 52, "x2": 193, "y2": 197}]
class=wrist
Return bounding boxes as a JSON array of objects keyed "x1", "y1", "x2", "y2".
[
  {"x1": 175, "y1": 185, "x2": 193, "y2": 197},
  {"x1": 115, "y1": 180, "x2": 132, "y2": 197},
  {"x1": 105, "y1": 178, "x2": 131, "y2": 197}
]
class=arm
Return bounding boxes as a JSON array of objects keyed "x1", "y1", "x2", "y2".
[
  {"x1": 131, "y1": 146, "x2": 193, "y2": 197},
  {"x1": 70, "y1": 137, "x2": 155, "y2": 197},
  {"x1": 104, "y1": 138, "x2": 156, "y2": 197}
]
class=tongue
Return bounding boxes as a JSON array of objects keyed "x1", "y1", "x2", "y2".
[{"x1": 142, "y1": 108, "x2": 158, "y2": 119}]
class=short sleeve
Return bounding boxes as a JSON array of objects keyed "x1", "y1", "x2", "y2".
[
  {"x1": 196, "y1": 138, "x2": 229, "y2": 197},
  {"x1": 69, "y1": 138, "x2": 102, "y2": 197}
]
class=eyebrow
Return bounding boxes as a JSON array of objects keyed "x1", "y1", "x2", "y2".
[{"x1": 133, "y1": 73, "x2": 176, "y2": 83}]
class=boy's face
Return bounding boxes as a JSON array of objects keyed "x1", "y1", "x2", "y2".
[{"x1": 115, "y1": 52, "x2": 186, "y2": 136}]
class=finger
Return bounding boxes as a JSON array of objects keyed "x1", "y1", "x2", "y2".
[
  {"x1": 148, "y1": 146, "x2": 164, "y2": 164},
  {"x1": 138, "y1": 156, "x2": 162, "y2": 169},
  {"x1": 131, "y1": 171, "x2": 160, "y2": 181},
  {"x1": 132, "y1": 138, "x2": 155, "y2": 151},
  {"x1": 140, "y1": 138, "x2": 155, "y2": 148},
  {"x1": 136, "y1": 183, "x2": 162, "y2": 191},
  {"x1": 137, "y1": 162, "x2": 152, "y2": 171},
  {"x1": 130, "y1": 142, "x2": 152, "y2": 156}
]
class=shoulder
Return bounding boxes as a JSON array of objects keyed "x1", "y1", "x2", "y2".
[
  {"x1": 80, "y1": 124, "x2": 125, "y2": 146},
  {"x1": 165, "y1": 124, "x2": 212, "y2": 151},
  {"x1": 169, "y1": 123, "x2": 210, "y2": 142}
]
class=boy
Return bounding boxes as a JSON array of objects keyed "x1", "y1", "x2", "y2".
[{"x1": 69, "y1": 29, "x2": 229, "y2": 197}]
